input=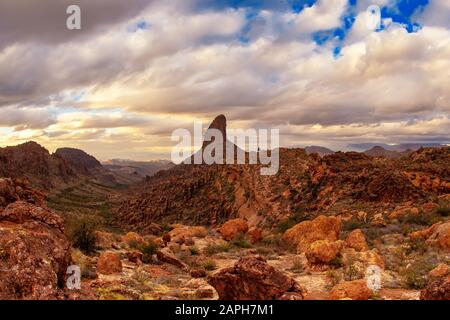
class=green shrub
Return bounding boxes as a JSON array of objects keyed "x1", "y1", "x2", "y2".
[
  {"x1": 276, "y1": 211, "x2": 307, "y2": 233},
  {"x1": 67, "y1": 218, "x2": 98, "y2": 254},
  {"x1": 401, "y1": 258, "x2": 436, "y2": 289},
  {"x1": 230, "y1": 233, "x2": 252, "y2": 248},
  {"x1": 435, "y1": 206, "x2": 450, "y2": 217},
  {"x1": 202, "y1": 259, "x2": 217, "y2": 271},
  {"x1": 138, "y1": 241, "x2": 158, "y2": 263},
  {"x1": 290, "y1": 258, "x2": 304, "y2": 273},
  {"x1": 190, "y1": 246, "x2": 200, "y2": 255},
  {"x1": 342, "y1": 216, "x2": 365, "y2": 231},
  {"x1": 204, "y1": 242, "x2": 231, "y2": 256}
]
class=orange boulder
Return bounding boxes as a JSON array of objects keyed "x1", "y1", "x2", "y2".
[
  {"x1": 97, "y1": 252, "x2": 122, "y2": 275},
  {"x1": 345, "y1": 229, "x2": 369, "y2": 252},
  {"x1": 329, "y1": 280, "x2": 373, "y2": 300},
  {"x1": 283, "y1": 215, "x2": 341, "y2": 253},
  {"x1": 218, "y1": 218, "x2": 249, "y2": 241}
]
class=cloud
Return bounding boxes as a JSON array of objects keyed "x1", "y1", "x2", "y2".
[
  {"x1": 0, "y1": 0, "x2": 153, "y2": 49},
  {"x1": 0, "y1": 0, "x2": 448, "y2": 159},
  {"x1": 0, "y1": 106, "x2": 56, "y2": 129}
]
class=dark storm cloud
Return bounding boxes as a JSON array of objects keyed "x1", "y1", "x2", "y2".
[{"x1": 0, "y1": 0, "x2": 153, "y2": 49}]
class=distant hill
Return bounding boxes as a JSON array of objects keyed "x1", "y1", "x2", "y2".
[
  {"x1": 305, "y1": 146, "x2": 334, "y2": 156},
  {"x1": 350, "y1": 143, "x2": 447, "y2": 152},
  {"x1": 103, "y1": 159, "x2": 174, "y2": 182},
  {"x1": 55, "y1": 148, "x2": 104, "y2": 175},
  {"x1": 0, "y1": 141, "x2": 77, "y2": 189},
  {"x1": 363, "y1": 146, "x2": 412, "y2": 158}
]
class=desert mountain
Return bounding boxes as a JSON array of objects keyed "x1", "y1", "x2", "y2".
[
  {"x1": 363, "y1": 146, "x2": 411, "y2": 158},
  {"x1": 103, "y1": 159, "x2": 174, "y2": 182},
  {"x1": 55, "y1": 148, "x2": 104, "y2": 175},
  {"x1": 117, "y1": 116, "x2": 450, "y2": 232},
  {"x1": 0, "y1": 141, "x2": 77, "y2": 189},
  {"x1": 305, "y1": 146, "x2": 335, "y2": 156}
]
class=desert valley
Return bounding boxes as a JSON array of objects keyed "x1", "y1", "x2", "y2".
[{"x1": 0, "y1": 115, "x2": 448, "y2": 300}]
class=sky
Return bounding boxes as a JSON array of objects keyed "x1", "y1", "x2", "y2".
[{"x1": 0, "y1": 0, "x2": 449, "y2": 160}]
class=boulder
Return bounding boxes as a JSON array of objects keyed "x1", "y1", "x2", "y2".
[
  {"x1": 207, "y1": 256, "x2": 305, "y2": 300},
  {"x1": 306, "y1": 240, "x2": 344, "y2": 265},
  {"x1": 370, "y1": 213, "x2": 386, "y2": 227},
  {"x1": 283, "y1": 215, "x2": 341, "y2": 253},
  {"x1": 429, "y1": 264, "x2": 449, "y2": 279},
  {"x1": 0, "y1": 201, "x2": 71, "y2": 299},
  {"x1": 420, "y1": 275, "x2": 450, "y2": 300},
  {"x1": 329, "y1": 280, "x2": 373, "y2": 300},
  {"x1": 126, "y1": 250, "x2": 143, "y2": 264},
  {"x1": 121, "y1": 232, "x2": 144, "y2": 246},
  {"x1": 409, "y1": 221, "x2": 450, "y2": 251},
  {"x1": 247, "y1": 227, "x2": 263, "y2": 244},
  {"x1": 218, "y1": 218, "x2": 249, "y2": 241},
  {"x1": 95, "y1": 231, "x2": 116, "y2": 249},
  {"x1": 169, "y1": 224, "x2": 208, "y2": 239},
  {"x1": 97, "y1": 252, "x2": 122, "y2": 275},
  {"x1": 156, "y1": 248, "x2": 189, "y2": 271},
  {"x1": 345, "y1": 229, "x2": 369, "y2": 251},
  {"x1": 388, "y1": 206, "x2": 419, "y2": 220},
  {"x1": 190, "y1": 268, "x2": 207, "y2": 278}
]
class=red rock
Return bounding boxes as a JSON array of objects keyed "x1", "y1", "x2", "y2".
[
  {"x1": 0, "y1": 201, "x2": 71, "y2": 299},
  {"x1": 420, "y1": 275, "x2": 450, "y2": 300},
  {"x1": 97, "y1": 252, "x2": 122, "y2": 275},
  {"x1": 345, "y1": 229, "x2": 369, "y2": 251},
  {"x1": 195, "y1": 288, "x2": 215, "y2": 299},
  {"x1": 283, "y1": 215, "x2": 341, "y2": 253},
  {"x1": 329, "y1": 280, "x2": 373, "y2": 300},
  {"x1": 409, "y1": 221, "x2": 450, "y2": 251},
  {"x1": 126, "y1": 250, "x2": 143, "y2": 264},
  {"x1": 190, "y1": 268, "x2": 207, "y2": 278},
  {"x1": 156, "y1": 248, "x2": 189, "y2": 271},
  {"x1": 218, "y1": 218, "x2": 249, "y2": 241},
  {"x1": 306, "y1": 240, "x2": 344, "y2": 265},
  {"x1": 121, "y1": 232, "x2": 144, "y2": 246},
  {"x1": 247, "y1": 227, "x2": 263, "y2": 244},
  {"x1": 207, "y1": 256, "x2": 305, "y2": 300},
  {"x1": 429, "y1": 264, "x2": 449, "y2": 279}
]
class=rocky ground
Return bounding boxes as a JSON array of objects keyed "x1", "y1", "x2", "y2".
[{"x1": 0, "y1": 175, "x2": 449, "y2": 300}]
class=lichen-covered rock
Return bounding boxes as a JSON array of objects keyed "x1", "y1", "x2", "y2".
[
  {"x1": 283, "y1": 215, "x2": 341, "y2": 253},
  {"x1": 156, "y1": 247, "x2": 189, "y2": 271},
  {"x1": 247, "y1": 227, "x2": 263, "y2": 244},
  {"x1": 345, "y1": 229, "x2": 369, "y2": 252},
  {"x1": 306, "y1": 240, "x2": 344, "y2": 265},
  {"x1": 121, "y1": 232, "x2": 144, "y2": 246},
  {"x1": 420, "y1": 275, "x2": 450, "y2": 300},
  {"x1": 409, "y1": 221, "x2": 450, "y2": 251},
  {"x1": 429, "y1": 264, "x2": 449, "y2": 279},
  {"x1": 329, "y1": 280, "x2": 373, "y2": 300},
  {"x1": 0, "y1": 201, "x2": 71, "y2": 299},
  {"x1": 97, "y1": 252, "x2": 122, "y2": 275},
  {"x1": 218, "y1": 218, "x2": 248, "y2": 241},
  {"x1": 207, "y1": 256, "x2": 305, "y2": 300}
]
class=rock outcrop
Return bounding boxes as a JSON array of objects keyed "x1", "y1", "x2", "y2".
[
  {"x1": 283, "y1": 216, "x2": 341, "y2": 253},
  {"x1": 420, "y1": 275, "x2": 450, "y2": 300},
  {"x1": 0, "y1": 201, "x2": 71, "y2": 299},
  {"x1": 97, "y1": 252, "x2": 122, "y2": 275},
  {"x1": 329, "y1": 280, "x2": 373, "y2": 300},
  {"x1": 207, "y1": 256, "x2": 305, "y2": 300},
  {"x1": 409, "y1": 221, "x2": 450, "y2": 251},
  {"x1": 218, "y1": 218, "x2": 249, "y2": 241}
]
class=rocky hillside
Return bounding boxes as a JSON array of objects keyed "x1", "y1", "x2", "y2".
[
  {"x1": 55, "y1": 148, "x2": 104, "y2": 175},
  {"x1": 117, "y1": 116, "x2": 450, "y2": 233},
  {"x1": 0, "y1": 141, "x2": 77, "y2": 189}
]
